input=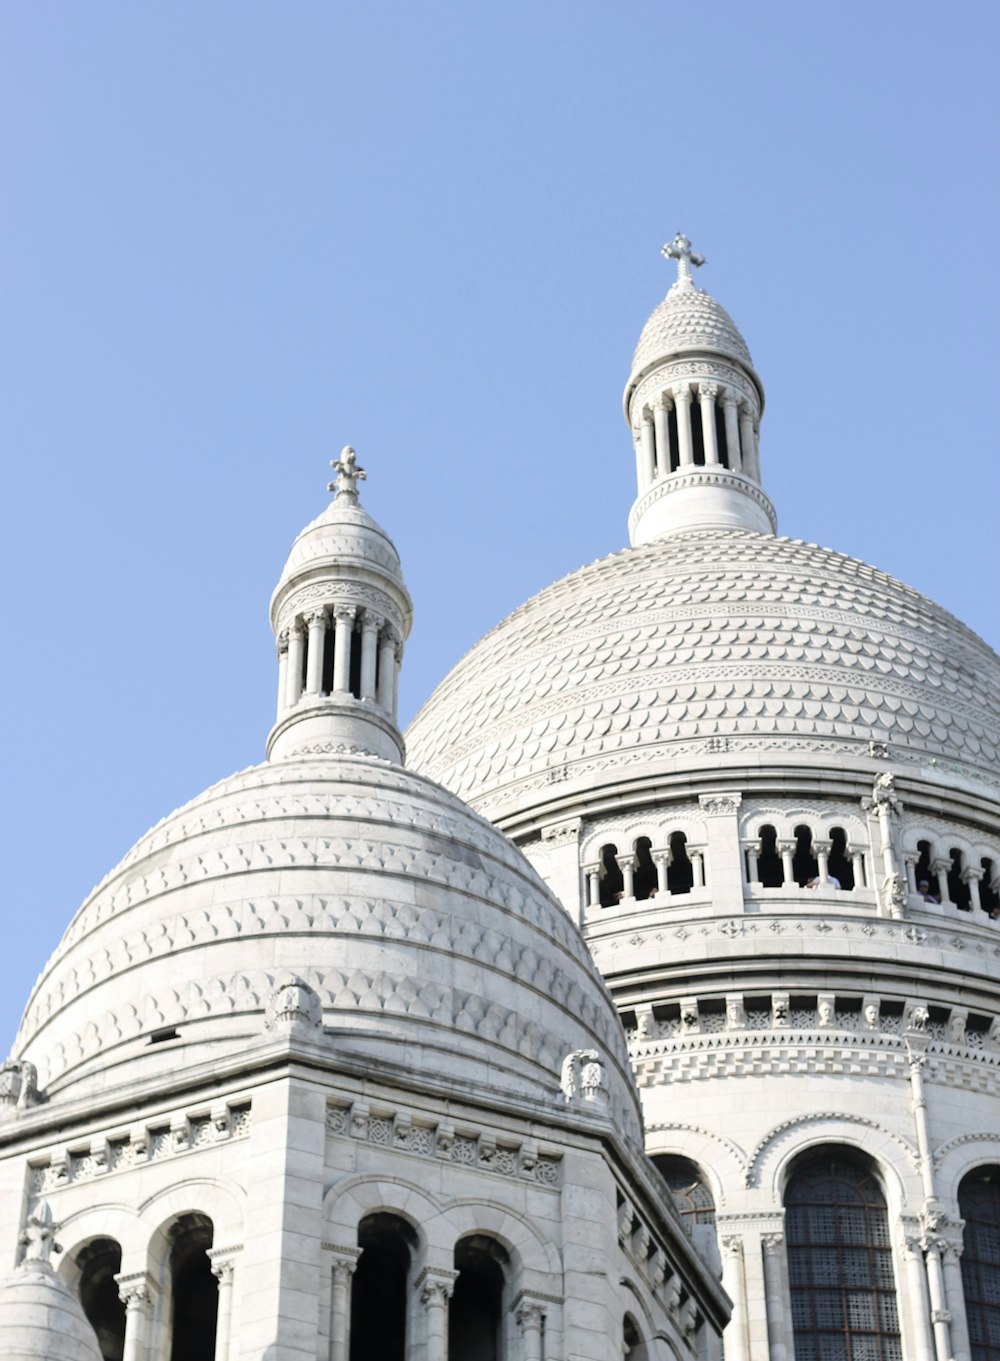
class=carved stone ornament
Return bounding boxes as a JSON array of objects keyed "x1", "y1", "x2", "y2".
[
  {"x1": 19, "y1": 1200, "x2": 60, "y2": 1266},
  {"x1": 560, "y1": 1048, "x2": 608, "y2": 1106},
  {"x1": 881, "y1": 872, "x2": 908, "y2": 919},
  {"x1": 0, "y1": 1058, "x2": 38, "y2": 1113},
  {"x1": 699, "y1": 792, "x2": 743, "y2": 816},
  {"x1": 263, "y1": 976, "x2": 324, "y2": 1034}
]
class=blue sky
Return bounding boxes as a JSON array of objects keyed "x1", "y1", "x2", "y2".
[{"x1": 2, "y1": 1, "x2": 998, "y2": 1052}]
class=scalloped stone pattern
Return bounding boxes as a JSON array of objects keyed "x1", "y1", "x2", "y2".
[
  {"x1": 11, "y1": 757, "x2": 638, "y2": 1135},
  {"x1": 279, "y1": 501, "x2": 403, "y2": 578},
  {"x1": 630, "y1": 280, "x2": 754, "y2": 378},
  {"x1": 405, "y1": 530, "x2": 1000, "y2": 815}
]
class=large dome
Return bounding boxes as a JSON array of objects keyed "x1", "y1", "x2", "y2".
[
  {"x1": 11, "y1": 754, "x2": 640, "y2": 1138},
  {"x1": 406, "y1": 528, "x2": 1000, "y2": 823}
]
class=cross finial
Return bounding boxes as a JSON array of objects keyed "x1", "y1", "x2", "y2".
[
  {"x1": 20, "y1": 1201, "x2": 60, "y2": 1266},
  {"x1": 327, "y1": 446, "x2": 367, "y2": 503},
  {"x1": 662, "y1": 233, "x2": 705, "y2": 284}
]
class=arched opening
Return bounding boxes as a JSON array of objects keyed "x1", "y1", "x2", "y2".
[
  {"x1": 690, "y1": 394, "x2": 706, "y2": 465},
  {"x1": 599, "y1": 843, "x2": 623, "y2": 906},
  {"x1": 793, "y1": 825, "x2": 818, "y2": 887},
  {"x1": 349, "y1": 621, "x2": 363, "y2": 699},
  {"x1": 666, "y1": 831, "x2": 693, "y2": 895},
  {"x1": 168, "y1": 1214, "x2": 217, "y2": 1361},
  {"x1": 667, "y1": 403, "x2": 680, "y2": 472},
  {"x1": 349, "y1": 1212, "x2": 416, "y2": 1361},
  {"x1": 948, "y1": 848, "x2": 970, "y2": 909},
  {"x1": 785, "y1": 1149, "x2": 901, "y2": 1359},
  {"x1": 915, "y1": 840, "x2": 933, "y2": 890},
  {"x1": 321, "y1": 617, "x2": 336, "y2": 694},
  {"x1": 757, "y1": 825, "x2": 783, "y2": 887},
  {"x1": 624, "y1": 1313, "x2": 651, "y2": 1360},
  {"x1": 714, "y1": 400, "x2": 730, "y2": 469},
  {"x1": 652, "y1": 1155, "x2": 716, "y2": 1229},
  {"x1": 958, "y1": 1164, "x2": 1000, "y2": 1360},
  {"x1": 633, "y1": 837, "x2": 657, "y2": 901},
  {"x1": 981, "y1": 859, "x2": 999, "y2": 917},
  {"x1": 828, "y1": 827, "x2": 855, "y2": 889},
  {"x1": 74, "y1": 1238, "x2": 126, "y2": 1361},
  {"x1": 449, "y1": 1235, "x2": 507, "y2": 1361}
]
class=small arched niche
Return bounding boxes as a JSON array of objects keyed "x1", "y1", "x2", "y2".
[
  {"x1": 167, "y1": 1213, "x2": 217, "y2": 1361},
  {"x1": 599, "y1": 843, "x2": 624, "y2": 906},
  {"x1": 349, "y1": 1212, "x2": 417, "y2": 1361},
  {"x1": 633, "y1": 836, "x2": 657, "y2": 901},
  {"x1": 666, "y1": 831, "x2": 693, "y2": 895},
  {"x1": 827, "y1": 826, "x2": 855, "y2": 889},
  {"x1": 72, "y1": 1237, "x2": 125, "y2": 1361},
  {"x1": 756, "y1": 825, "x2": 783, "y2": 887},
  {"x1": 792, "y1": 824, "x2": 817, "y2": 887},
  {"x1": 449, "y1": 1234, "x2": 508, "y2": 1361}
]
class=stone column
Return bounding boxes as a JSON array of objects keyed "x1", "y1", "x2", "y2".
[
  {"x1": 674, "y1": 386, "x2": 694, "y2": 466},
  {"x1": 761, "y1": 1233, "x2": 791, "y2": 1361},
  {"x1": 275, "y1": 631, "x2": 289, "y2": 719},
  {"x1": 640, "y1": 411, "x2": 656, "y2": 488},
  {"x1": 305, "y1": 610, "x2": 327, "y2": 695},
  {"x1": 778, "y1": 840, "x2": 795, "y2": 887},
  {"x1": 359, "y1": 614, "x2": 379, "y2": 700},
  {"x1": 115, "y1": 1274, "x2": 153, "y2": 1361},
  {"x1": 738, "y1": 406, "x2": 757, "y2": 480},
  {"x1": 208, "y1": 1252, "x2": 239, "y2": 1361},
  {"x1": 515, "y1": 1299, "x2": 546, "y2": 1361},
  {"x1": 285, "y1": 621, "x2": 305, "y2": 708},
  {"x1": 691, "y1": 850, "x2": 705, "y2": 888},
  {"x1": 901, "y1": 1235, "x2": 935, "y2": 1361},
  {"x1": 653, "y1": 397, "x2": 671, "y2": 478},
  {"x1": 329, "y1": 1257, "x2": 357, "y2": 1361},
  {"x1": 851, "y1": 848, "x2": 866, "y2": 889},
  {"x1": 932, "y1": 857, "x2": 952, "y2": 906},
  {"x1": 632, "y1": 426, "x2": 645, "y2": 491},
  {"x1": 924, "y1": 1237, "x2": 953, "y2": 1361},
  {"x1": 963, "y1": 867, "x2": 983, "y2": 913},
  {"x1": 377, "y1": 626, "x2": 397, "y2": 710},
  {"x1": 814, "y1": 840, "x2": 831, "y2": 886},
  {"x1": 585, "y1": 865, "x2": 601, "y2": 908},
  {"x1": 941, "y1": 1239, "x2": 971, "y2": 1361},
  {"x1": 392, "y1": 641, "x2": 402, "y2": 718},
  {"x1": 722, "y1": 393, "x2": 742, "y2": 471},
  {"x1": 653, "y1": 851, "x2": 670, "y2": 897},
  {"x1": 745, "y1": 844, "x2": 760, "y2": 885},
  {"x1": 616, "y1": 854, "x2": 635, "y2": 900},
  {"x1": 720, "y1": 1236, "x2": 749, "y2": 1361},
  {"x1": 698, "y1": 793, "x2": 745, "y2": 913},
  {"x1": 332, "y1": 606, "x2": 356, "y2": 695},
  {"x1": 904, "y1": 855, "x2": 918, "y2": 894},
  {"x1": 419, "y1": 1274, "x2": 455, "y2": 1361},
  {"x1": 699, "y1": 384, "x2": 721, "y2": 464}
]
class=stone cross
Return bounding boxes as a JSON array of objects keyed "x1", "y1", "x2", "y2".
[
  {"x1": 662, "y1": 233, "x2": 705, "y2": 283},
  {"x1": 20, "y1": 1201, "x2": 59, "y2": 1265},
  {"x1": 328, "y1": 446, "x2": 367, "y2": 502}
]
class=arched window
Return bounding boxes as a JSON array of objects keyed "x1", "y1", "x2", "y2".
[
  {"x1": 74, "y1": 1238, "x2": 126, "y2": 1361},
  {"x1": 793, "y1": 825, "x2": 818, "y2": 887},
  {"x1": 666, "y1": 831, "x2": 693, "y2": 895},
  {"x1": 828, "y1": 827, "x2": 855, "y2": 889},
  {"x1": 757, "y1": 825, "x2": 783, "y2": 887},
  {"x1": 449, "y1": 1235, "x2": 507, "y2": 1361},
  {"x1": 652, "y1": 1155, "x2": 716, "y2": 1228},
  {"x1": 959, "y1": 1165, "x2": 1000, "y2": 1361},
  {"x1": 168, "y1": 1214, "x2": 217, "y2": 1361},
  {"x1": 785, "y1": 1150, "x2": 901, "y2": 1360},
  {"x1": 916, "y1": 840, "x2": 933, "y2": 888},
  {"x1": 633, "y1": 837, "x2": 657, "y2": 901},
  {"x1": 981, "y1": 859, "x2": 1000, "y2": 917},
  {"x1": 948, "y1": 848, "x2": 971, "y2": 909},
  {"x1": 624, "y1": 1313, "x2": 651, "y2": 1360},
  {"x1": 350, "y1": 1213, "x2": 416, "y2": 1361},
  {"x1": 599, "y1": 844, "x2": 624, "y2": 906}
]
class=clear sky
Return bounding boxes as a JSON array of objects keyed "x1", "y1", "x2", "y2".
[{"x1": 2, "y1": 1, "x2": 998, "y2": 1053}]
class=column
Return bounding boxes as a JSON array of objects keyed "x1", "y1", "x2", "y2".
[
  {"x1": 420, "y1": 1274, "x2": 455, "y2": 1361},
  {"x1": 209, "y1": 1255, "x2": 238, "y2": 1361},
  {"x1": 115, "y1": 1275, "x2": 153, "y2": 1361},
  {"x1": 851, "y1": 848, "x2": 866, "y2": 888},
  {"x1": 305, "y1": 610, "x2": 327, "y2": 695},
  {"x1": 632, "y1": 426, "x2": 645, "y2": 490},
  {"x1": 720, "y1": 1236, "x2": 749, "y2": 1361},
  {"x1": 699, "y1": 384, "x2": 721, "y2": 464},
  {"x1": 745, "y1": 844, "x2": 760, "y2": 885},
  {"x1": 901, "y1": 1235, "x2": 935, "y2": 1361},
  {"x1": 377, "y1": 626, "x2": 397, "y2": 710},
  {"x1": 674, "y1": 386, "x2": 694, "y2": 466},
  {"x1": 285, "y1": 621, "x2": 305, "y2": 708},
  {"x1": 778, "y1": 840, "x2": 795, "y2": 887},
  {"x1": 617, "y1": 854, "x2": 635, "y2": 900},
  {"x1": 586, "y1": 866, "x2": 601, "y2": 908},
  {"x1": 691, "y1": 850, "x2": 705, "y2": 888},
  {"x1": 739, "y1": 406, "x2": 757, "y2": 481},
  {"x1": 515, "y1": 1300, "x2": 546, "y2": 1361},
  {"x1": 332, "y1": 606, "x2": 355, "y2": 695},
  {"x1": 329, "y1": 1257, "x2": 357, "y2": 1361},
  {"x1": 941, "y1": 1240, "x2": 971, "y2": 1361},
  {"x1": 275, "y1": 631, "x2": 289, "y2": 719},
  {"x1": 359, "y1": 614, "x2": 379, "y2": 700},
  {"x1": 924, "y1": 1237, "x2": 953, "y2": 1361},
  {"x1": 653, "y1": 851, "x2": 670, "y2": 897},
  {"x1": 722, "y1": 393, "x2": 742, "y2": 471},
  {"x1": 639, "y1": 411, "x2": 656, "y2": 488},
  {"x1": 392, "y1": 640, "x2": 401, "y2": 718},
  {"x1": 963, "y1": 867, "x2": 983, "y2": 913},
  {"x1": 931, "y1": 857, "x2": 952, "y2": 906},
  {"x1": 761, "y1": 1234, "x2": 792, "y2": 1361},
  {"x1": 653, "y1": 398, "x2": 671, "y2": 477},
  {"x1": 814, "y1": 840, "x2": 831, "y2": 886},
  {"x1": 904, "y1": 855, "x2": 918, "y2": 894}
]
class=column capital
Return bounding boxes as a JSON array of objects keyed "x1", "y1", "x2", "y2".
[
  {"x1": 761, "y1": 1232, "x2": 784, "y2": 1254},
  {"x1": 276, "y1": 629, "x2": 289, "y2": 655},
  {"x1": 381, "y1": 622, "x2": 401, "y2": 648},
  {"x1": 721, "y1": 390, "x2": 738, "y2": 409},
  {"x1": 515, "y1": 1299, "x2": 548, "y2": 1328},
  {"x1": 305, "y1": 608, "x2": 327, "y2": 628},
  {"x1": 208, "y1": 1243, "x2": 243, "y2": 1281},
  {"x1": 930, "y1": 856, "x2": 953, "y2": 875},
  {"x1": 416, "y1": 1266, "x2": 458, "y2": 1306},
  {"x1": 720, "y1": 1234, "x2": 744, "y2": 1259},
  {"x1": 961, "y1": 865, "x2": 984, "y2": 883},
  {"x1": 360, "y1": 611, "x2": 380, "y2": 635},
  {"x1": 287, "y1": 619, "x2": 305, "y2": 641},
  {"x1": 813, "y1": 839, "x2": 832, "y2": 856},
  {"x1": 115, "y1": 1270, "x2": 156, "y2": 1310},
  {"x1": 652, "y1": 393, "x2": 673, "y2": 413},
  {"x1": 698, "y1": 791, "x2": 742, "y2": 815},
  {"x1": 699, "y1": 382, "x2": 719, "y2": 400},
  {"x1": 777, "y1": 839, "x2": 796, "y2": 856},
  {"x1": 334, "y1": 604, "x2": 357, "y2": 625},
  {"x1": 672, "y1": 383, "x2": 692, "y2": 403}
]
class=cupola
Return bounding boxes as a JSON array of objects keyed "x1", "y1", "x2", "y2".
[
  {"x1": 623, "y1": 235, "x2": 776, "y2": 543},
  {"x1": 266, "y1": 447, "x2": 413, "y2": 763}
]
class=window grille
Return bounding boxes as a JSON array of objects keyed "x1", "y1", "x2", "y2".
[
  {"x1": 785, "y1": 1152, "x2": 902, "y2": 1361},
  {"x1": 959, "y1": 1166, "x2": 1000, "y2": 1361},
  {"x1": 652, "y1": 1154, "x2": 716, "y2": 1227}
]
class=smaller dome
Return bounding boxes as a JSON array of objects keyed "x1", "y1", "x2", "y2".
[
  {"x1": 0, "y1": 1205, "x2": 103, "y2": 1361},
  {"x1": 272, "y1": 499, "x2": 407, "y2": 622},
  {"x1": 630, "y1": 276, "x2": 754, "y2": 379}
]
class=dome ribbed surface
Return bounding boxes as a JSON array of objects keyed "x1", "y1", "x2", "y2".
[
  {"x1": 0, "y1": 1264, "x2": 103, "y2": 1361},
  {"x1": 406, "y1": 530, "x2": 1000, "y2": 816},
  {"x1": 12, "y1": 757, "x2": 639, "y2": 1137},
  {"x1": 630, "y1": 280, "x2": 754, "y2": 379}
]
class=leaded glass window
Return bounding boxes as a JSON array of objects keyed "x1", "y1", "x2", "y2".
[
  {"x1": 652, "y1": 1154, "x2": 716, "y2": 1227},
  {"x1": 960, "y1": 1166, "x2": 1000, "y2": 1361},
  {"x1": 785, "y1": 1151, "x2": 902, "y2": 1361}
]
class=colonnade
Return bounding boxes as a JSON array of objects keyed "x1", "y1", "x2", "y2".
[
  {"x1": 584, "y1": 840, "x2": 706, "y2": 908},
  {"x1": 115, "y1": 1242, "x2": 240, "y2": 1361},
  {"x1": 633, "y1": 382, "x2": 760, "y2": 493},
  {"x1": 276, "y1": 606, "x2": 401, "y2": 720}
]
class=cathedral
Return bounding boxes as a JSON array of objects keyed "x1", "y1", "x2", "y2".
[{"x1": 2, "y1": 239, "x2": 998, "y2": 1361}]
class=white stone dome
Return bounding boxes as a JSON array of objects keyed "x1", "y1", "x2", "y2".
[
  {"x1": 10, "y1": 754, "x2": 640, "y2": 1139},
  {"x1": 627, "y1": 278, "x2": 756, "y2": 394},
  {"x1": 406, "y1": 528, "x2": 1000, "y2": 821},
  {"x1": 0, "y1": 1262, "x2": 103, "y2": 1361}
]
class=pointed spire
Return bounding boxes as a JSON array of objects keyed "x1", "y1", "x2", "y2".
[
  {"x1": 328, "y1": 446, "x2": 367, "y2": 504},
  {"x1": 662, "y1": 233, "x2": 705, "y2": 286}
]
